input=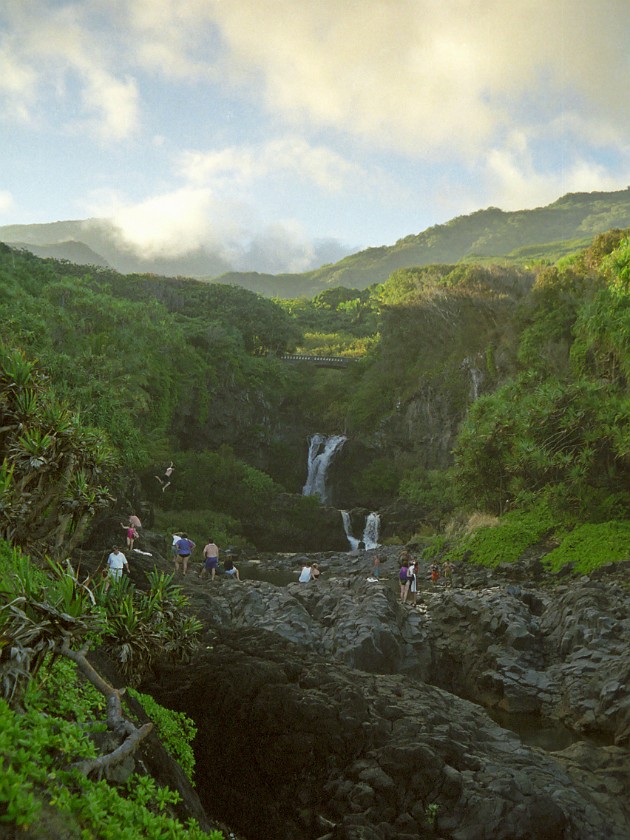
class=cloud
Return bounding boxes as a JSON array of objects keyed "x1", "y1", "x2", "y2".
[
  {"x1": 85, "y1": 182, "x2": 353, "y2": 273},
  {"x1": 0, "y1": 190, "x2": 14, "y2": 215},
  {"x1": 0, "y1": 1, "x2": 139, "y2": 140},
  {"x1": 178, "y1": 136, "x2": 366, "y2": 192},
  {"x1": 194, "y1": 0, "x2": 630, "y2": 159},
  {"x1": 87, "y1": 187, "x2": 236, "y2": 259}
]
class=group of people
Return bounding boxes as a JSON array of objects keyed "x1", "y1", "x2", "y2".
[
  {"x1": 298, "y1": 562, "x2": 320, "y2": 582},
  {"x1": 104, "y1": 514, "x2": 143, "y2": 589},
  {"x1": 398, "y1": 552, "x2": 453, "y2": 604},
  {"x1": 170, "y1": 533, "x2": 240, "y2": 580}
]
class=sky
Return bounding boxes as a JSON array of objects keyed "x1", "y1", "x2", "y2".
[{"x1": 1, "y1": 0, "x2": 630, "y2": 273}]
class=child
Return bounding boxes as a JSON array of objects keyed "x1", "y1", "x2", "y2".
[{"x1": 121, "y1": 522, "x2": 138, "y2": 551}]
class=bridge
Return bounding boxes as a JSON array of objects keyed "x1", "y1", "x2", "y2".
[{"x1": 279, "y1": 354, "x2": 354, "y2": 368}]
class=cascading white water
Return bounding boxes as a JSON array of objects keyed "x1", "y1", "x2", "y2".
[
  {"x1": 302, "y1": 433, "x2": 347, "y2": 504},
  {"x1": 341, "y1": 510, "x2": 360, "y2": 550},
  {"x1": 363, "y1": 512, "x2": 381, "y2": 549},
  {"x1": 341, "y1": 510, "x2": 381, "y2": 550}
]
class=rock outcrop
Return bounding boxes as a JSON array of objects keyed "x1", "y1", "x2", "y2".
[{"x1": 132, "y1": 546, "x2": 630, "y2": 839}]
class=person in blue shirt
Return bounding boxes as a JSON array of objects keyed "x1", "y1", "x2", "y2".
[{"x1": 175, "y1": 532, "x2": 195, "y2": 576}]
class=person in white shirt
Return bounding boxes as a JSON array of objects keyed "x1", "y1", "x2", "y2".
[
  {"x1": 105, "y1": 546, "x2": 129, "y2": 591},
  {"x1": 298, "y1": 564, "x2": 312, "y2": 583}
]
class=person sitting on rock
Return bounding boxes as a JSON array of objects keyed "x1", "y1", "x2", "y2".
[
  {"x1": 299, "y1": 563, "x2": 312, "y2": 583},
  {"x1": 310, "y1": 562, "x2": 320, "y2": 580},
  {"x1": 223, "y1": 558, "x2": 240, "y2": 580}
]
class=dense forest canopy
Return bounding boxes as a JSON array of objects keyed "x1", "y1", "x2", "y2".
[
  {"x1": 1, "y1": 222, "x2": 630, "y2": 562},
  {"x1": 4, "y1": 220, "x2": 630, "y2": 836}
]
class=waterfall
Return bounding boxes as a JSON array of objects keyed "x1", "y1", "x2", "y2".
[
  {"x1": 461, "y1": 356, "x2": 484, "y2": 402},
  {"x1": 341, "y1": 510, "x2": 360, "y2": 551},
  {"x1": 302, "y1": 433, "x2": 347, "y2": 503},
  {"x1": 341, "y1": 510, "x2": 381, "y2": 550},
  {"x1": 363, "y1": 512, "x2": 381, "y2": 549}
]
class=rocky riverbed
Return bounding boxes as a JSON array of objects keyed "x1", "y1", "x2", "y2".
[{"x1": 96, "y1": 538, "x2": 630, "y2": 839}]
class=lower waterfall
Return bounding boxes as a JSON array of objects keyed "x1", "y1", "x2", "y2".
[{"x1": 341, "y1": 510, "x2": 381, "y2": 550}]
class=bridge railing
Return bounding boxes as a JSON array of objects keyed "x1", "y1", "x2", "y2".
[{"x1": 280, "y1": 354, "x2": 353, "y2": 367}]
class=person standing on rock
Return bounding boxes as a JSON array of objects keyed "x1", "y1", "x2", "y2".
[
  {"x1": 175, "y1": 533, "x2": 195, "y2": 576},
  {"x1": 371, "y1": 555, "x2": 381, "y2": 580},
  {"x1": 104, "y1": 546, "x2": 129, "y2": 592},
  {"x1": 399, "y1": 556, "x2": 411, "y2": 603},
  {"x1": 408, "y1": 559, "x2": 419, "y2": 605},
  {"x1": 430, "y1": 561, "x2": 441, "y2": 584},
  {"x1": 442, "y1": 559, "x2": 453, "y2": 587},
  {"x1": 121, "y1": 521, "x2": 138, "y2": 551},
  {"x1": 200, "y1": 539, "x2": 220, "y2": 580}
]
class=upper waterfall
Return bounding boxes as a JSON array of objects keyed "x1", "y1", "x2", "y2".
[{"x1": 302, "y1": 433, "x2": 347, "y2": 504}]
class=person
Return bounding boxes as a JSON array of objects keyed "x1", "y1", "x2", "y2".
[
  {"x1": 175, "y1": 532, "x2": 195, "y2": 576},
  {"x1": 408, "y1": 559, "x2": 418, "y2": 605},
  {"x1": 442, "y1": 559, "x2": 453, "y2": 588},
  {"x1": 201, "y1": 538, "x2": 220, "y2": 581},
  {"x1": 310, "y1": 562, "x2": 320, "y2": 580},
  {"x1": 170, "y1": 533, "x2": 181, "y2": 564},
  {"x1": 155, "y1": 461, "x2": 175, "y2": 492},
  {"x1": 298, "y1": 563, "x2": 312, "y2": 583},
  {"x1": 223, "y1": 558, "x2": 240, "y2": 580},
  {"x1": 104, "y1": 546, "x2": 129, "y2": 592},
  {"x1": 121, "y1": 521, "x2": 138, "y2": 551},
  {"x1": 372, "y1": 555, "x2": 381, "y2": 580},
  {"x1": 430, "y1": 561, "x2": 441, "y2": 584},
  {"x1": 399, "y1": 556, "x2": 410, "y2": 603}
]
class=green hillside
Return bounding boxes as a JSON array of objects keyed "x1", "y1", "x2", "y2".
[{"x1": 212, "y1": 188, "x2": 630, "y2": 296}]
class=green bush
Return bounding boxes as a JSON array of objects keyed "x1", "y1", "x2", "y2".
[
  {"x1": 543, "y1": 521, "x2": 630, "y2": 574},
  {"x1": 444, "y1": 502, "x2": 556, "y2": 567},
  {"x1": 127, "y1": 688, "x2": 197, "y2": 783},
  {"x1": 0, "y1": 664, "x2": 221, "y2": 839}
]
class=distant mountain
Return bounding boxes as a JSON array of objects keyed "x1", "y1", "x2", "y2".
[
  {"x1": 211, "y1": 188, "x2": 630, "y2": 296},
  {"x1": 7, "y1": 239, "x2": 110, "y2": 267},
  {"x1": 0, "y1": 218, "x2": 232, "y2": 278},
  {"x1": 2, "y1": 188, "x2": 630, "y2": 298}
]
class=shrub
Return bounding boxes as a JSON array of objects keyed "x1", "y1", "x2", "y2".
[
  {"x1": 543, "y1": 521, "x2": 630, "y2": 574},
  {"x1": 127, "y1": 688, "x2": 197, "y2": 783}
]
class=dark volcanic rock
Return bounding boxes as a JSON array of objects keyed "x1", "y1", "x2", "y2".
[{"x1": 146, "y1": 628, "x2": 629, "y2": 840}]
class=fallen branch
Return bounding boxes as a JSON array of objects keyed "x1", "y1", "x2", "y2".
[
  {"x1": 60, "y1": 641, "x2": 153, "y2": 774},
  {"x1": 71, "y1": 721, "x2": 153, "y2": 778}
]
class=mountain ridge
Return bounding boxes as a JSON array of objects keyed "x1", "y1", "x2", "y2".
[{"x1": 2, "y1": 187, "x2": 630, "y2": 297}]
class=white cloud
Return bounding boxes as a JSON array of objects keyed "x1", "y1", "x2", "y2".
[
  {"x1": 0, "y1": 190, "x2": 15, "y2": 215},
  {"x1": 0, "y1": 0, "x2": 140, "y2": 140},
  {"x1": 87, "y1": 187, "x2": 236, "y2": 259},
  {"x1": 483, "y1": 133, "x2": 627, "y2": 212},
  {"x1": 178, "y1": 136, "x2": 366, "y2": 193},
  {"x1": 193, "y1": 0, "x2": 630, "y2": 159}
]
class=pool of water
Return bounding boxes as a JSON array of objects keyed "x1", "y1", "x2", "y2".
[
  {"x1": 486, "y1": 708, "x2": 610, "y2": 752},
  {"x1": 239, "y1": 563, "x2": 297, "y2": 587}
]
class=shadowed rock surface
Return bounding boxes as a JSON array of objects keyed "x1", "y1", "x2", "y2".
[{"x1": 119, "y1": 542, "x2": 630, "y2": 839}]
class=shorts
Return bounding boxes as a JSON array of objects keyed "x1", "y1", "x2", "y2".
[
  {"x1": 177, "y1": 553, "x2": 191, "y2": 559},
  {"x1": 204, "y1": 557, "x2": 219, "y2": 569},
  {"x1": 109, "y1": 567, "x2": 123, "y2": 579}
]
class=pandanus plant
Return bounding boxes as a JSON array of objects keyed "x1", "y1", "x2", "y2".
[{"x1": 0, "y1": 345, "x2": 117, "y2": 557}]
